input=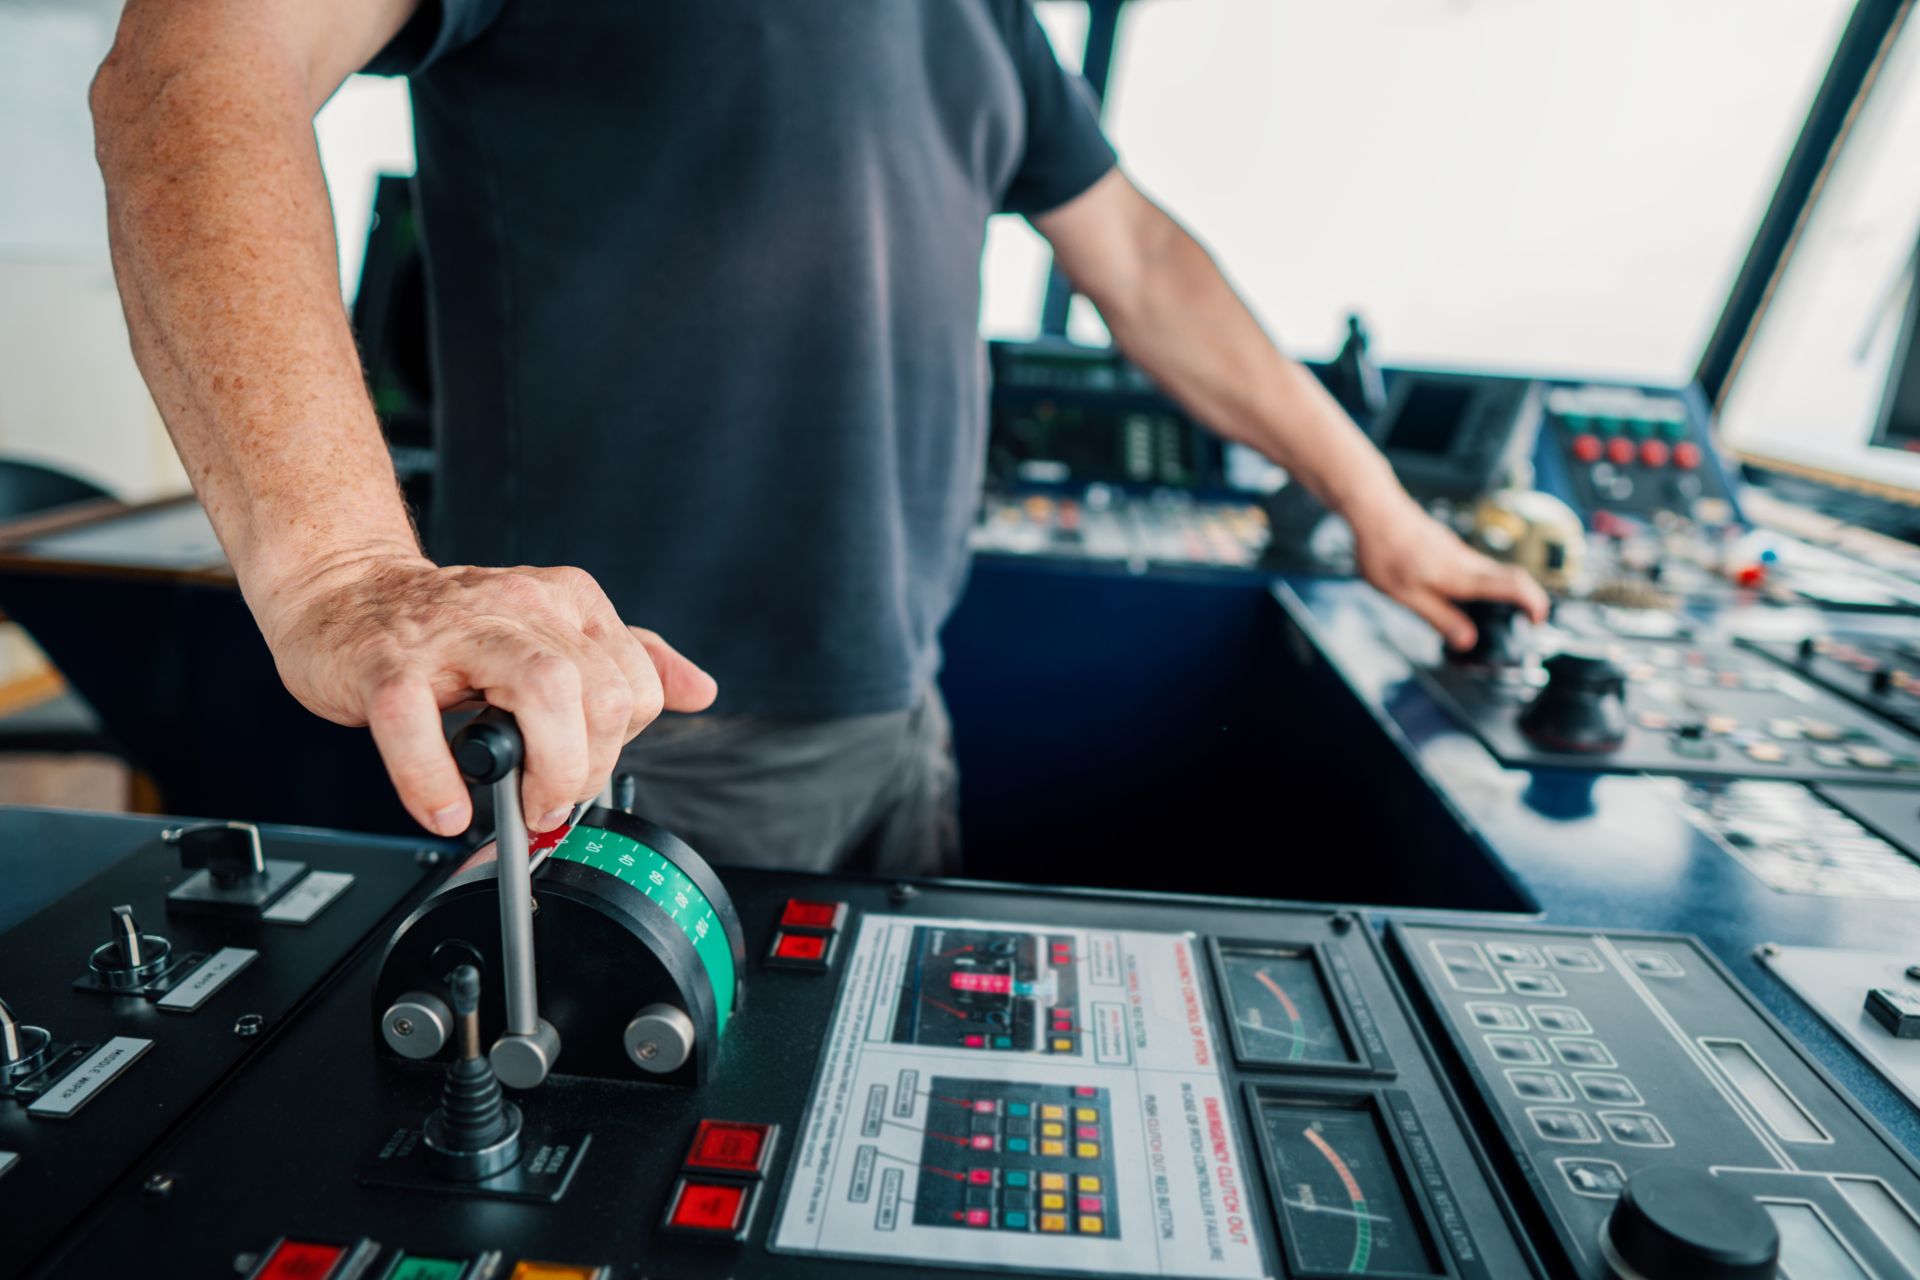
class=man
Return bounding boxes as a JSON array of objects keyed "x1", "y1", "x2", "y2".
[{"x1": 91, "y1": 1, "x2": 1545, "y2": 874}]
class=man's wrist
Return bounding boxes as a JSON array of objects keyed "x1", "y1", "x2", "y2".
[{"x1": 242, "y1": 533, "x2": 429, "y2": 627}]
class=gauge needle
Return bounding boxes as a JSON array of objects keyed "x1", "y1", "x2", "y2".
[
  {"x1": 1237, "y1": 1016, "x2": 1325, "y2": 1046},
  {"x1": 1282, "y1": 1199, "x2": 1391, "y2": 1225}
]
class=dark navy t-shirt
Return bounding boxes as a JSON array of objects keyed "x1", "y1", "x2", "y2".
[{"x1": 368, "y1": 1, "x2": 1115, "y2": 717}]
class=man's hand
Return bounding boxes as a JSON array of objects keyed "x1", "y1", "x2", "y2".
[
  {"x1": 258, "y1": 554, "x2": 718, "y2": 837},
  {"x1": 1347, "y1": 493, "x2": 1549, "y2": 650}
]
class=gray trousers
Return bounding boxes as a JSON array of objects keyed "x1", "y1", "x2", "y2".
[{"x1": 613, "y1": 684, "x2": 960, "y2": 878}]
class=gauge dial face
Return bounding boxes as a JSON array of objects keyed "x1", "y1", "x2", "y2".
[
  {"x1": 1219, "y1": 947, "x2": 1356, "y2": 1066},
  {"x1": 1262, "y1": 1101, "x2": 1441, "y2": 1276}
]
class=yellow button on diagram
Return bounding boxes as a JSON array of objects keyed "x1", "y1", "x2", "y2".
[
  {"x1": 1040, "y1": 1105, "x2": 1065, "y2": 1121},
  {"x1": 1079, "y1": 1216, "x2": 1105, "y2": 1234},
  {"x1": 1077, "y1": 1142, "x2": 1100, "y2": 1159},
  {"x1": 1077, "y1": 1175, "x2": 1102, "y2": 1194},
  {"x1": 1039, "y1": 1173, "x2": 1066, "y2": 1192},
  {"x1": 1040, "y1": 1214, "x2": 1068, "y2": 1233},
  {"x1": 1040, "y1": 1122, "x2": 1065, "y2": 1138},
  {"x1": 1040, "y1": 1193, "x2": 1065, "y2": 1211}
]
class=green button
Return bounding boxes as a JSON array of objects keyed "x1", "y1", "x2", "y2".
[
  {"x1": 993, "y1": 1035, "x2": 1013, "y2": 1048},
  {"x1": 1004, "y1": 1211, "x2": 1030, "y2": 1229},
  {"x1": 1007, "y1": 1137, "x2": 1030, "y2": 1153},
  {"x1": 1662, "y1": 419, "x2": 1689, "y2": 441},
  {"x1": 386, "y1": 1257, "x2": 467, "y2": 1280},
  {"x1": 1007, "y1": 1102, "x2": 1030, "y2": 1117},
  {"x1": 1595, "y1": 417, "x2": 1621, "y2": 436},
  {"x1": 1006, "y1": 1170, "x2": 1030, "y2": 1187},
  {"x1": 1627, "y1": 418, "x2": 1655, "y2": 438}
]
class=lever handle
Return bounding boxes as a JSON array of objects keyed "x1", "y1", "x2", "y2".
[{"x1": 446, "y1": 708, "x2": 559, "y2": 1089}]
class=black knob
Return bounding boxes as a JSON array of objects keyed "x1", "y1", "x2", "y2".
[
  {"x1": 1603, "y1": 1166, "x2": 1778, "y2": 1280},
  {"x1": 451, "y1": 710, "x2": 523, "y2": 785},
  {"x1": 166, "y1": 822, "x2": 266, "y2": 886},
  {"x1": 1871, "y1": 667, "x2": 1894, "y2": 696},
  {"x1": 1449, "y1": 600, "x2": 1524, "y2": 666},
  {"x1": 88, "y1": 904, "x2": 172, "y2": 990},
  {"x1": 1796, "y1": 636, "x2": 1817, "y2": 662},
  {"x1": 1519, "y1": 650, "x2": 1628, "y2": 753}
]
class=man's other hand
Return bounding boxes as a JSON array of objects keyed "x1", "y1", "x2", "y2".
[
  {"x1": 258, "y1": 555, "x2": 718, "y2": 837},
  {"x1": 1349, "y1": 495, "x2": 1550, "y2": 651}
]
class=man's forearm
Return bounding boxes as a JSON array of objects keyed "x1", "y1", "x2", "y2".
[
  {"x1": 92, "y1": 14, "x2": 421, "y2": 619},
  {"x1": 1058, "y1": 189, "x2": 1407, "y2": 521}
]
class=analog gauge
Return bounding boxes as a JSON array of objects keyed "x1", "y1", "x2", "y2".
[
  {"x1": 1260, "y1": 1098, "x2": 1441, "y2": 1276},
  {"x1": 1218, "y1": 945, "x2": 1357, "y2": 1066}
]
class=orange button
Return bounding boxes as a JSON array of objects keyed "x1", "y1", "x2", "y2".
[
  {"x1": 1571, "y1": 434, "x2": 1603, "y2": 464},
  {"x1": 1606, "y1": 437, "x2": 1636, "y2": 467},
  {"x1": 1673, "y1": 441, "x2": 1701, "y2": 469},
  {"x1": 1639, "y1": 440, "x2": 1669, "y2": 467},
  {"x1": 508, "y1": 1263, "x2": 606, "y2": 1280}
]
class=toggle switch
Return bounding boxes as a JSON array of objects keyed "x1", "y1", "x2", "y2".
[
  {"x1": 87, "y1": 905, "x2": 174, "y2": 991},
  {"x1": 0, "y1": 998, "x2": 51, "y2": 1083}
]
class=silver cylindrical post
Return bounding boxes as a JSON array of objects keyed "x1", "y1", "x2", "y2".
[{"x1": 493, "y1": 772, "x2": 539, "y2": 1039}]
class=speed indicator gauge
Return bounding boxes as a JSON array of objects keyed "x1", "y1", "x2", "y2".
[
  {"x1": 1257, "y1": 1095, "x2": 1442, "y2": 1277},
  {"x1": 1216, "y1": 943, "x2": 1359, "y2": 1067}
]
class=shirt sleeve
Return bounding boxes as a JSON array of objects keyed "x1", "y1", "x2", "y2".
[
  {"x1": 362, "y1": 0, "x2": 508, "y2": 76},
  {"x1": 999, "y1": 0, "x2": 1119, "y2": 216}
]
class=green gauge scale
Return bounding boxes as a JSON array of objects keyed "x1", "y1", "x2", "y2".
[{"x1": 373, "y1": 809, "x2": 745, "y2": 1086}]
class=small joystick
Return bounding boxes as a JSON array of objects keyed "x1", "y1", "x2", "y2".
[
  {"x1": 88, "y1": 904, "x2": 172, "y2": 991},
  {"x1": 1519, "y1": 650, "x2": 1628, "y2": 753},
  {"x1": 1602, "y1": 1166, "x2": 1778, "y2": 1280},
  {"x1": 1449, "y1": 600, "x2": 1524, "y2": 667},
  {"x1": 423, "y1": 965, "x2": 523, "y2": 1182}
]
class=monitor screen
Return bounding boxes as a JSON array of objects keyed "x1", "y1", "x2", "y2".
[{"x1": 1717, "y1": 10, "x2": 1920, "y2": 494}]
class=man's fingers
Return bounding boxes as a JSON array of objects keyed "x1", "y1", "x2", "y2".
[
  {"x1": 365, "y1": 676, "x2": 470, "y2": 836},
  {"x1": 477, "y1": 647, "x2": 591, "y2": 831},
  {"x1": 1456, "y1": 556, "x2": 1550, "y2": 623},
  {"x1": 631, "y1": 627, "x2": 719, "y2": 714},
  {"x1": 1407, "y1": 589, "x2": 1477, "y2": 652},
  {"x1": 571, "y1": 639, "x2": 636, "y2": 805}
]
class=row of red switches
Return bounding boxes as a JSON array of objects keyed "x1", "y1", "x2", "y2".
[
  {"x1": 767, "y1": 897, "x2": 849, "y2": 970},
  {"x1": 1571, "y1": 435, "x2": 1702, "y2": 469},
  {"x1": 664, "y1": 1120, "x2": 780, "y2": 1242}
]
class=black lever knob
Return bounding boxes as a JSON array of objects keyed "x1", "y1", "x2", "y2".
[
  {"x1": 1449, "y1": 600, "x2": 1524, "y2": 666},
  {"x1": 165, "y1": 821, "x2": 267, "y2": 886},
  {"x1": 423, "y1": 964, "x2": 522, "y2": 1181},
  {"x1": 0, "y1": 997, "x2": 51, "y2": 1081},
  {"x1": 1603, "y1": 1166, "x2": 1778, "y2": 1279},
  {"x1": 88, "y1": 904, "x2": 172, "y2": 990},
  {"x1": 451, "y1": 709, "x2": 523, "y2": 785},
  {"x1": 1519, "y1": 650, "x2": 1629, "y2": 753}
]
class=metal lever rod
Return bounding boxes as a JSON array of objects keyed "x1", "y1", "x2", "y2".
[
  {"x1": 110, "y1": 905, "x2": 144, "y2": 968},
  {"x1": 449, "y1": 708, "x2": 561, "y2": 1089}
]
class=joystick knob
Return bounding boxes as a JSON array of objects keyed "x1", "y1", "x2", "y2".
[
  {"x1": 1449, "y1": 600, "x2": 1524, "y2": 666},
  {"x1": 423, "y1": 965, "x2": 522, "y2": 1182},
  {"x1": 88, "y1": 904, "x2": 172, "y2": 991},
  {"x1": 1519, "y1": 650, "x2": 1629, "y2": 753},
  {"x1": 0, "y1": 997, "x2": 51, "y2": 1082},
  {"x1": 1602, "y1": 1166, "x2": 1778, "y2": 1280}
]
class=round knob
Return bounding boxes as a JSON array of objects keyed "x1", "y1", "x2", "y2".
[
  {"x1": 1602, "y1": 1166, "x2": 1778, "y2": 1280},
  {"x1": 1449, "y1": 600, "x2": 1524, "y2": 666},
  {"x1": 88, "y1": 905, "x2": 172, "y2": 991},
  {"x1": 1519, "y1": 650, "x2": 1629, "y2": 753},
  {"x1": 0, "y1": 998, "x2": 50, "y2": 1081},
  {"x1": 624, "y1": 1003, "x2": 695, "y2": 1074},
  {"x1": 381, "y1": 991, "x2": 453, "y2": 1060}
]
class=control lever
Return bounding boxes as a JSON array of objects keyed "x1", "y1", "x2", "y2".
[
  {"x1": 450, "y1": 709, "x2": 561, "y2": 1089},
  {"x1": 88, "y1": 905, "x2": 173, "y2": 991},
  {"x1": 0, "y1": 997, "x2": 51, "y2": 1082},
  {"x1": 423, "y1": 965, "x2": 523, "y2": 1182},
  {"x1": 163, "y1": 820, "x2": 306, "y2": 916}
]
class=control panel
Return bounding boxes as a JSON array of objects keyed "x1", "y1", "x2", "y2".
[
  {"x1": 1534, "y1": 383, "x2": 1737, "y2": 525},
  {"x1": 4, "y1": 805, "x2": 1540, "y2": 1279},
  {"x1": 1391, "y1": 922, "x2": 1920, "y2": 1280},
  {"x1": 970, "y1": 489, "x2": 1271, "y2": 572}
]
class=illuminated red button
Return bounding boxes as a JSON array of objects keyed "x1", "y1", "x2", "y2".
[
  {"x1": 962, "y1": 1033, "x2": 985, "y2": 1048},
  {"x1": 253, "y1": 1241, "x2": 345, "y2": 1280},
  {"x1": 1571, "y1": 433, "x2": 1603, "y2": 464},
  {"x1": 969, "y1": 1168, "x2": 994, "y2": 1185},
  {"x1": 766, "y1": 930, "x2": 835, "y2": 970},
  {"x1": 1074, "y1": 1086, "x2": 1097, "y2": 1098},
  {"x1": 1639, "y1": 440, "x2": 1669, "y2": 468},
  {"x1": 777, "y1": 898, "x2": 846, "y2": 933},
  {"x1": 1605, "y1": 437, "x2": 1636, "y2": 467},
  {"x1": 685, "y1": 1119, "x2": 776, "y2": 1178},
  {"x1": 965, "y1": 1209, "x2": 992, "y2": 1227},
  {"x1": 665, "y1": 1177, "x2": 754, "y2": 1238},
  {"x1": 1673, "y1": 441, "x2": 1702, "y2": 469}
]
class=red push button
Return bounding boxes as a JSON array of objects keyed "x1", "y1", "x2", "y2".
[
  {"x1": 1638, "y1": 440, "x2": 1669, "y2": 468},
  {"x1": 664, "y1": 1177, "x2": 756, "y2": 1240},
  {"x1": 1605, "y1": 437, "x2": 1636, "y2": 467},
  {"x1": 252, "y1": 1241, "x2": 346, "y2": 1280},
  {"x1": 778, "y1": 898, "x2": 847, "y2": 933},
  {"x1": 1571, "y1": 433, "x2": 1603, "y2": 464},
  {"x1": 766, "y1": 930, "x2": 835, "y2": 970},
  {"x1": 1673, "y1": 441, "x2": 1701, "y2": 469},
  {"x1": 685, "y1": 1119, "x2": 777, "y2": 1178}
]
